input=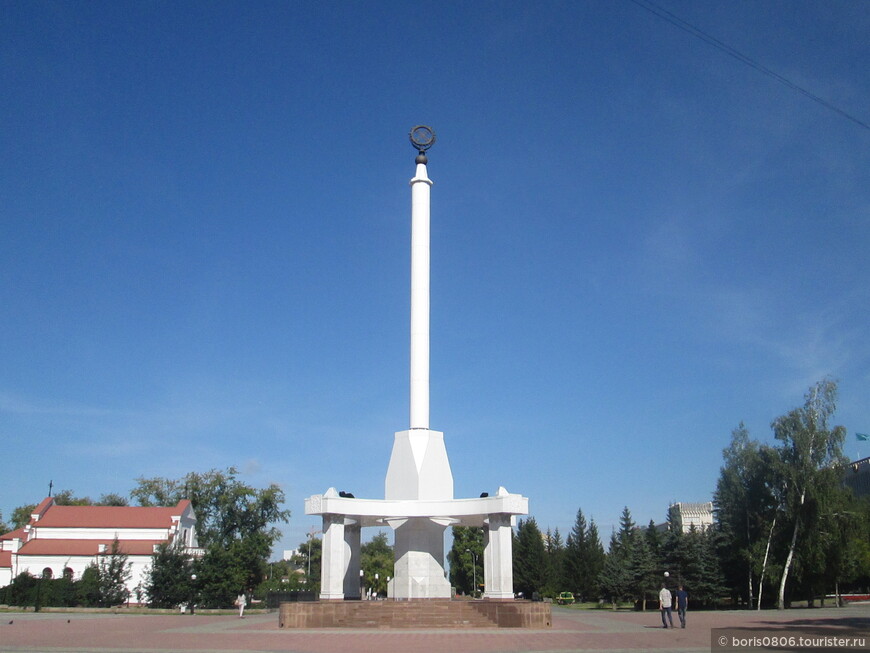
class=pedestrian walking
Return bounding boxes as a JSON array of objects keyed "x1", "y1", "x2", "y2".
[
  {"x1": 658, "y1": 584, "x2": 674, "y2": 628},
  {"x1": 235, "y1": 591, "x2": 247, "y2": 618},
  {"x1": 675, "y1": 584, "x2": 688, "y2": 628}
]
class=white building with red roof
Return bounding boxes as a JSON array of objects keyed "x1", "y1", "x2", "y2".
[{"x1": 0, "y1": 497, "x2": 199, "y2": 600}]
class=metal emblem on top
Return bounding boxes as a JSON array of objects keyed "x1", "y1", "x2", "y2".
[{"x1": 409, "y1": 125, "x2": 436, "y2": 160}]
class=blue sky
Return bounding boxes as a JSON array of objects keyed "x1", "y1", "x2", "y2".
[{"x1": 2, "y1": 1, "x2": 868, "y2": 558}]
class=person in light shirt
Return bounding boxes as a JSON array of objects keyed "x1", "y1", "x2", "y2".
[{"x1": 658, "y1": 583, "x2": 674, "y2": 628}]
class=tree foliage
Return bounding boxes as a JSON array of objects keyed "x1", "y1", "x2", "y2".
[
  {"x1": 543, "y1": 527, "x2": 565, "y2": 597},
  {"x1": 289, "y1": 535, "x2": 321, "y2": 593},
  {"x1": 563, "y1": 509, "x2": 605, "y2": 601},
  {"x1": 448, "y1": 526, "x2": 483, "y2": 596},
  {"x1": 361, "y1": 531, "x2": 394, "y2": 597},
  {"x1": 598, "y1": 531, "x2": 630, "y2": 607},
  {"x1": 513, "y1": 518, "x2": 546, "y2": 598},
  {"x1": 772, "y1": 379, "x2": 848, "y2": 609},
  {"x1": 97, "y1": 537, "x2": 132, "y2": 606},
  {"x1": 131, "y1": 467, "x2": 290, "y2": 549},
  {"x1": 146, "y1": 540, "x2": 194, "y2": 608}
]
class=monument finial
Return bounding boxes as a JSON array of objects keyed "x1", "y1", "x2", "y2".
[{"x1": 409, "y1": 125, "x2": 435, "y2": 164}]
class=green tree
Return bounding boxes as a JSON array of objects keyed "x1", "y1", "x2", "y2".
[
  {"x1": 645, "y1": 520, "x2": 662, "y2": 565},
  {"x1": 513, "y1": 518, "x2": 546, "y2": 599},
  {"x1": 132, "y1": 467, "x2": 290, "y2": 606},
  {"x1": 584, "y1": 519, "x2": 606, "y2": 601},
  {"x1": 543, "y1": 527, "x2": 565, "y2": 597},
  {"x1": 680, "y1": 526, "x2": 725, "y2": 606},
  {"x1": 661, "y1": 505, "x2": 685, "y2": 581},
  {"x1": 361, "y1": 532, "x2": 394, "y2": 597},
  {"x1": 563, "y1": 509, "x2": 605, "y2": 601},
  {"x1": 290, "y1": 535, "x2": 321, "y2": 593},
  {"x1": 77, "y1": 564, "x2": 102, "y2": 607},
  {"x1": 98, "y1": 537, "x2": 132, "y2": 606},
  {"x1": 10, "y1": 504, "x2": 35, "y2": 530},
  {"x1": 563, "y1": 509, "x2": 588, "y2": 598},
  {"x1": 448, "y1": 526, "x2": 483, "y2": 596},
  {"x1": 598, "y1": 531, "x2": 630, "y2": 608},
  {"x1": 616, "y1": 507, "x2": 636, "y2": 553},
  {"x1": 97, "y1": 492, "x2": 129, "y2": 506},
  {"x1": 5, "y1": 572, "x2": 38, "y2": 608},
  {"x1": 793, "y1": 472, "x2": 857, "y2": 606},
  {"x1": 51, "y1": 490, "x2": 94, "y2": 506},
  {"x1": 772, "y1": 379, "x2": 847, "y2": 609},
  {"x1": 627, "y1": 527, "x2": 657, "y2": 609},
  {"x1": 131, "y1": 467, "x2": 290, "y2": 549},
  {"x1": 145, "y1": 540, "x2": 194, "y2": 608},
  {"x1": 714, "y1": 423, "x2": 779, "y2": 608},
  {"x1": 194, "y1": 544, "x2": 246, "y2": 608},
  {"x1": 599, "y1": 507, "x2": 637, "y2": 608}
]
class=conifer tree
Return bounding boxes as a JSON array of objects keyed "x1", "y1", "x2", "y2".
[
  {"x1": 627, "y1": 528, "x2": 657, "y2": 609},
  {"x1": 513, "y1": 518, "x2": 546, "y2": 599},
  {"x1": 584, "y1": 519, "x2": 606, "y2": 601},
  {"x1": 563, "y1": 509, "x2": 588, "y2": 597},
  {"x1": 598, "y1": 531, "x2": 630, "y2": 608},
  {"x1": 97, "y1": 538, "x2": 131, "y2": 607},
  {"x1": 543, "y1": 527, "x2": 565, "y2": 597}
]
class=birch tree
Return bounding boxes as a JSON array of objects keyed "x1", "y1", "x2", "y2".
[{"x1": 772, "y1": 378, "x2": 847, "y2": 609}]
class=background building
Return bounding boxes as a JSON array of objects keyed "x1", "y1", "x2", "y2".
[
  {"x1": 0, "y1": 497, "x2": 199, "y2": 600},
  {"x1": 669, "y1": 501, "x2": 714, "y2": 533},
  {"x1": 844, "y1": 457, "x2": 870, "y2": 498}
]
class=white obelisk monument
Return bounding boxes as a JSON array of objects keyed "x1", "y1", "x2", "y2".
[
  {"x1": 305, "y1": 127, "x2": 527, "y2": 602},
  {"x1": 384, "y1": 126, "x2": 454, "y2": 598}
]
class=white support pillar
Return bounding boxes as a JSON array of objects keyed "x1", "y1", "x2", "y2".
[
  {"x1": 484, "y1": 514, "x2": 515, "y2": 600},
  {"x1": 343, "y1": 521, "x2": 361, "y2": 599},
  {"x1": 320, "y1": 514, "x2": 347, "y2": 600},
  {"x1": 409, "y1": 162, "x2": 432, "y2": 430}
]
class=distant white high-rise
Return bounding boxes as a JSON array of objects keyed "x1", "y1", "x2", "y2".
[{"x1": 669, "y1": 502, "x2": 714, "y2": 532}]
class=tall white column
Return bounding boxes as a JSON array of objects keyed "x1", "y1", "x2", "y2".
[
  {"x1": 484, "y1": 513, "x2": 515, "y2": 600},
  {"x1": 319, "y1": 514, "x2": 347, "y2": 600},
  {"x1": 409, "y1": 162, "x2": 432, "y2": 430},
  {"x1": 343, "y1": 522, "x2": 361, "y2": 599}
]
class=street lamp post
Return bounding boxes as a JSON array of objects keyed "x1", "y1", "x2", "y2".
[
  {"x1": 189, "y1": 574, "x2": 197, "y2": 615},
  {"x1": 465, "y1": 549, "x2": 478, "y2": 598}
]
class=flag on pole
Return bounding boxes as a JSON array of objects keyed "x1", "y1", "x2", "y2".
[{"x1": 857, "y1": 433, "x2": 870, "y2": 441}]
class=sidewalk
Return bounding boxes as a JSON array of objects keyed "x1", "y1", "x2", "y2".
[{"x1": 0, "y1": 604, "x2": 867, "y2": 653}]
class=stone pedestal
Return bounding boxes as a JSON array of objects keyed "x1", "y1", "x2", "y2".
[
  {"x1": 385, "y1": 429, "x2": 453, "y2": 500},
  {"x1": 384, "y1": 428, "x2": 453, "y2": 598},
  {"x1": 388, "y1": 517, "x2": 452, "y2": 599}
]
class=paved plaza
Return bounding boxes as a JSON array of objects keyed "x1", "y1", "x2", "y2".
[{"x1": 1, "y1": 605, "x2": 868, "y2": 653}]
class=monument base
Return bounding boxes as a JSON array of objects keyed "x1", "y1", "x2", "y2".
[
  {"x1": 388, "y1": 517, "x2": 452, "y2": 599},
  {"x1": 278, "y1": 599, "x2": 552, "y2": 629},
  {"x1": 305, "y1": 487, "x2": 528, "y2": 602}
]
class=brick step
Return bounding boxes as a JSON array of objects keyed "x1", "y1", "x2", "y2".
[
  {"x1": 331, "y1": 601, "x2": 497, "y2": 628},
  {"x1": 279, "y1": 599, "x2": 552, "y2": 629}
]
